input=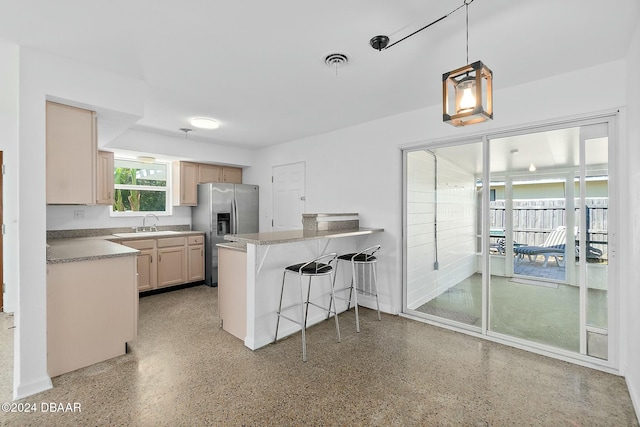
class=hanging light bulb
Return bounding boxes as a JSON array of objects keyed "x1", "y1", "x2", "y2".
[
  {"x1": 529, "y1": 163, "x2": 536, "y2": 172},
  {"x1": 456, "y1": 76, "x2": 477, "y2": 114}
]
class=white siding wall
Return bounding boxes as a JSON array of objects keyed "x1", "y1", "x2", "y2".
[{"x1": 406, "y1": 151, "x2": 477, "y2": 309}]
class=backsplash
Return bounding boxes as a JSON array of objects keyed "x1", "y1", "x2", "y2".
[
  {"x1": 47, "y1": 224, "x2": 191, "y2": 239},
  {"x1": 46, "y1": 205, "x2": 192, "y2": 231}
]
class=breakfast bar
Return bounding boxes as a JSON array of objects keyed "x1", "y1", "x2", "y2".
[{"x1": 220, "y1": 215, "x2": 383, "y2": 350}]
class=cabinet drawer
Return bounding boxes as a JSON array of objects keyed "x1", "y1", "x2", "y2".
[
  {"x1": 122, "y1": 239, "x2": 156, "y2": 250},
  {"x1": 188, "y1": 235, "x2": 204, "y2": 245},
  {"x1": 157, "y1": 236, "x2": 186, "y2": 248}
]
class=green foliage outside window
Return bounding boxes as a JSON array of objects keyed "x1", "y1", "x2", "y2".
[{"x1": 113, "y1": 160, "x2": 168, "y2": 213}]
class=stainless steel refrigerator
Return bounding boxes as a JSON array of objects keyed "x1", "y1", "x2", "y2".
[{"x1": 191, "y1": 183, "x2": 259, "y2": 286}]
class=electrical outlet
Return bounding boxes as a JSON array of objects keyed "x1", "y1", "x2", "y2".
[{"x1": 73, "y1": 210, "x2": 85, "y2": 219}]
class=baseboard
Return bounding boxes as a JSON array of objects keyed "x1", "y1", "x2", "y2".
[
  {"x1": 14, "y1": 375, "x2": 53, "y2": 400},
  {"x1": 626, "y1": 372, "x2": 640, "y2": 424}
]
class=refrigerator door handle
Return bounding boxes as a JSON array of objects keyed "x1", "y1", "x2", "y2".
[{"x1": 232, "y1": 200, "x2": 238, "y2": 234}]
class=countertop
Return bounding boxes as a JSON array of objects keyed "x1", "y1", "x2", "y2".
[
  {"x1": 47, "y1": 230, "x2": 205, "y2": 264},
  {"x1": 47, "y1": 238, "x2": 139, "y2": 264},
  {"x1": 216, "y1": 242, "x2": 248, "y2": 252},
  {"x1": 224, "y1": 227, "x2": 383, "y2": 245}
]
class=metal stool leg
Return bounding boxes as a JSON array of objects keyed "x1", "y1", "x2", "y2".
[
  {"x1": 329, "y1": 270, "x2": 341, "y2": 343},
  {"x1": 299, "y1": 273, "x2": 308, "y2": 362},
  {"x1": 274, "y1": 270, "x2": 288, "y2": 343},
  {"x1": 351, "y1": 260, "x2": 360, "y2": 333},
  {"x1": 372, "y1": 261, "x2": 381, "y2": 321}
]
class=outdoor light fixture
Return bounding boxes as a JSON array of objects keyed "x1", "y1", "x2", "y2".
[
  {"x1": 442, "y1": 1, "x2": 493, "y2": 126},
  {"x1": 369, "y1": 0, "x2": 492, "y2": 127}
]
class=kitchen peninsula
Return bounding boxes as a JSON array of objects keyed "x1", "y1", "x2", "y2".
[{"x1": 219, "y1": 214, "x2": 383, "y2": 350}]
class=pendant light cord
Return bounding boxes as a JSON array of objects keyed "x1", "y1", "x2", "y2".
[
  {"x1": 466, "y1": 0, "x2": 470, "y2": 64},
  {"x1": 378, "y1": 0, "x2": 475, "y2": 51}
]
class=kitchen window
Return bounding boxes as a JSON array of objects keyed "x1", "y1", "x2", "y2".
[{"x1": 111, "y1": 158, "x2": 169, "y2": 215}]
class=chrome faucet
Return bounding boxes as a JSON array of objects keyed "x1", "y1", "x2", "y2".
[{"x1": 142, "y1": 214, "x2": 159, "y2": 232}]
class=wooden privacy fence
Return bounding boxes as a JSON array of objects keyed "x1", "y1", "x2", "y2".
[{"x1": 490, "y1": 198, "x2": 608, "y2": 259}]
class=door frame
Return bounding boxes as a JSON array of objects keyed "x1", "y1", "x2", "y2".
[{"x1": 402, "y1": 113, "x2": 618, "y2": 372}]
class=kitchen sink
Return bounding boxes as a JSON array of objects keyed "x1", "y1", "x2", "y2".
[{"x1": 112, "y1": 230, "x2": 182, "y2": 238}]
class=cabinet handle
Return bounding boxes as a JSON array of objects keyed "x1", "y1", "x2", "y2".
[
  {"x1": 159, "y1": 254, "x2": 162, "y2": 262},
  {"x1": 150, "y1": 255, "x2": 153, "y2": 263},
  {"x1": 201, "y1": 249, "x2": 203, "y2": 256}
]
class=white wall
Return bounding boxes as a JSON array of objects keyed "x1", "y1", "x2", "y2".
[
  {"x1": 623, "y1": 16, "x2": 640, "y2": 419},
  {"x1": 107, "y1": 128, "x2": 254, "y2": 167},
  {"x1": 14, "y1": 47, "x2": 147, "y2": 400},
  {"x1": 0, "y1": 40, "x2": 19, "y2": 314},
  {"x1": 46, "y1": 205, "x2": 192, "y2": 231},
  {"x1": 244, "y1": 59, "x2": 627, "y2": 320}
]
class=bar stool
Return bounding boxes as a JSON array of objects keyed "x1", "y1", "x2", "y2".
[
  {"x1": 332, "y1": 245, "x2": 381, "y2": 333},
  {"x1": 273, "y1": 253, "x2": 341, "y2": 362}
]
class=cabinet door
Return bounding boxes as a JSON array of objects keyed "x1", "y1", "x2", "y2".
[
  {"x1": 122, "y1": 239, "x2": 157, "y2": 292},
  {"x1": 136, "y1": 249, "x2": 156, "y2": 292},
  {"x1": 172, "y1": 161, "x2": 198, "y2": 206},
  {"x1": 198, "y1": 164, "x2": 222, "y2": 183},
  {"x1": 96, "y1": 151, "x2": 114, "y2": 205},
  {"x1": 46, "y1": 101, "x2": 97, "y2": 204},
  {"x1": 157, "y1": 246, "x2": 187, "y2": 288},
  {"x1": 187, "y1": 244, "x2": 205, "y2": 282},
  {"x1": 222, "y1": 167, "x2": 242, "y2": 184}
]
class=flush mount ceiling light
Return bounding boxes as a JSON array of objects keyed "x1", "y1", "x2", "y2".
[
  {"x1": 190, "y1": 117, "x2": 220, "y2": 129},
  {"x1": 370, "y1": 0, "x2": 493, "y2": 127}
]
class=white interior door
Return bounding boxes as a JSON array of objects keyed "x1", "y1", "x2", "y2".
[{"x1": 272, "y1": 162, "x2": 305, "y2": 231}]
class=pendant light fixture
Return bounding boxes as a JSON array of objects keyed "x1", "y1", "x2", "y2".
[
  {"x1": 369, "y1": 0, "x2": 492, "y2": 127},
  {"x1": 442, "y1": 0, "x2": 493, "y2": 126}
]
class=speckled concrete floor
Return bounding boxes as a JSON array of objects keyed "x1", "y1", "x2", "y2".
[{"x1": 1, "y1": 285, "x2": 638, "y2": 426}]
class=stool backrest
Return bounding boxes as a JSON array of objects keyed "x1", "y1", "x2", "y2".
[
  {"x1": 299, "y1": 252, "x2": 337, "y2": 274},
  {"x1": 352, "y1": 245, "x2": 381, "y2": 262}
]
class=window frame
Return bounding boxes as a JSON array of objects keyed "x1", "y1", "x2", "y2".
[{"x1": 110, "y1": 158, "x2": 172, "y2": 217}]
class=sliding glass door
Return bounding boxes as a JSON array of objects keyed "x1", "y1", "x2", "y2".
[
  {"x1": 405, "y1": 142, "x2": 483, "y2": 328},
  {"x1": 403, "y1": 117, "x2": 614, "y2": 365}
]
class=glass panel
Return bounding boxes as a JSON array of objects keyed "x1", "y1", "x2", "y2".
[
  {"x1": 406, "y1": 143, "x2": 482, "y2": 327},
  {"x1": 488, "y1": 128, "x2": 579, "y2": 352},
  {"x1": 583, "y1": 135, "x2": 608, "y2": 359},
  {"x1": 113, "y1": 189, "x2": 167, "y2": 212},
  {"x1": 113, "y1": 159, "x2": 168, "y2": 213}
]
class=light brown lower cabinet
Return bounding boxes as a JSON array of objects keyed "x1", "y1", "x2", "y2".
[
  {"x1": 121, "y1": 239, "x2": 157, "y2": 292},
  {"x1": 218, "y1": 246, "x2": 247, "y2": 340},
  {"x1": 158, "y1": 238, "x2": 187, "y2": 288},
  {"x1": 47, "y1": 255, "x2": 138, "y2": 377},
  {"x1": 187, "y1": 235, "x2": 205, "y2": 282},
  {"x1": 122, "y1": 234, "x2": 204, "y2": 292}
]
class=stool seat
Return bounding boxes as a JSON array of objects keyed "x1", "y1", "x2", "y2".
[
  {"x1": 338, "y1": 253, "x2": 377, "y2": 262},
  {"x1": 285, "y1": 262, "x2": 332, "y2": 275}
]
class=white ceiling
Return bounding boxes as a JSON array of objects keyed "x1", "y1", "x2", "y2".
[{"x1": 1, "y1": 0, "x2": 638, "y2": 149}]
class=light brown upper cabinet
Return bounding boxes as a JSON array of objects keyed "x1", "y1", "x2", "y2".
[
  {"x1": 198, "y1": 164, "x2": 222, "y2": 183},
  {"x1": 96, "y1": 151, "x2": 114, "y2": 205},
  {"x1": 46, "y1": 101, "x2": 97, "y2": 204},
  {"x1": 222, "y1": 167, "x2": 242, "y2": 184},
  {"x1": 174, "y1": 161, "x2": 243, "y2": 205},
  {"x1": 198, "y1": 164, "x2": 242, "y2": 184},
  {"x1": 172, "y1": 161, "x2": 198, "y2": 206}
]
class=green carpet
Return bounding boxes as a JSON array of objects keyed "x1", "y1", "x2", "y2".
[{"x1": 416, "y1": 273, "x2": 608, "y2": 355}]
